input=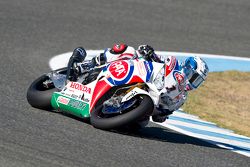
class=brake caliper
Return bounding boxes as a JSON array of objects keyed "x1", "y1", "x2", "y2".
[
  {"x1": 102, "y1": 96, "x2": 123, "y2": 114},
  {"x1": 102, "y1": 95, "x2": 137, "y2": 115}
]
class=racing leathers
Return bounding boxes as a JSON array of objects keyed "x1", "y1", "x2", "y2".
[
  {"x1": 137, "y1": 45, "x2": 189, "y2": 122},
  {"x1": 152, "y1": 56, "x2": 189, "y2": 122}
]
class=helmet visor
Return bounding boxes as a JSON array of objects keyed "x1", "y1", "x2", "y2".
[
  {"x1": 189, "y1": 72, "x2": 204, "y2": 88},
  {"x1": 183, "y1": 66, "x2": 193, "y2": 80}
]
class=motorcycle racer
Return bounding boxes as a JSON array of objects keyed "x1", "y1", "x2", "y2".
[
  {"x1": 69, "y1": 44, "x2": 163, "y2": 77},
  {"x1": 152, "y1": 55, "x2": 209, "y2": 122},
  {"x1": 67, "y1": 44, "x2": 209, "y2": 123}
]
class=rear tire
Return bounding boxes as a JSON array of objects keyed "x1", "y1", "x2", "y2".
[
  {"x1": 26, "y1": 68, "x2": 67, "y2": 110},
  {"x1": 90, "y1": 95, "x2": 154, "y2": 130},
  {"x1": 27, "y1": 75, "x2": 57, "y2": 110}
]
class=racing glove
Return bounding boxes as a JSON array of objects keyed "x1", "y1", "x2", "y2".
[
  {"x1": 138, "y1": 45, "x2": 163, "y2": 63},
  {"x1": 138, "y1": 45, "x2": 155, "y2": 61}
]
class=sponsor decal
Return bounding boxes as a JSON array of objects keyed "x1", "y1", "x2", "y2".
[
  {"x1": 69, "y1": 82, "x2": 91, "y2": 94},
  {"x1": 165, "y1": 56, "x2": 176, "y2": 76},
  {"x1": 108, "y1": 60, "x2": 129, "y2": 79},
  {"x1": 57, "y1": 96, "x2": 70, "y2": 105},
  {"x1": 125, "y1": 90, "x2": 138, "y2": 101},
  {"x1": 144, "y1": 61, "x2": 152, "y2": 73},
  {"x1": 68, "y1": 99, "x2": 87, "y2": 110},
  {"x1": 173, "y1": 71, "x2": 185, "y2": 91},
  {"x1": 136, "y1": 61, "x2": 147, "y2": 76},
  {"x1": 71, "y1": 94, "x2": 79, "y2": 99},
  {"x1": 144, "y1": 61, "x2": 153, "y2": 82},
  {"x1": 83, "y1": 98, "x2": 90, "y2": 102},
  {"x1": 107, "y1": 60, "x2": 134, "y2": 85}
]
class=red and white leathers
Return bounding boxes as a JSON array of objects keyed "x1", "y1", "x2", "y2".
[
  {"x1": 164, "y1": 56, "x2": 188, "y2": 110},
  {"x1": 150, "y1": 56, "x2": 191, "y2": 122}
]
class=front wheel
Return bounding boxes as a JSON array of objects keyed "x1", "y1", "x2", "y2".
[{"x1": 90, "y1": 95, "x2": 154, "y2": 130}]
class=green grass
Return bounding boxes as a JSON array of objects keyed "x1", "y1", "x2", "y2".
[{"x1": 182, "y1": 71, "x2": 250, "y2": 137}]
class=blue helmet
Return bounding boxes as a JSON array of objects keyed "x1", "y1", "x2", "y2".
[{"x1": 182, "y1": 56, "x2": 209, "y2": 89}]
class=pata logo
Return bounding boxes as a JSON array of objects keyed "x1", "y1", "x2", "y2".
[{"x1": 109, "y1": 61, "x2": 129, "y2": 79}]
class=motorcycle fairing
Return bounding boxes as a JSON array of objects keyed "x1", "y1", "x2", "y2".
[
  {"x1": 105, "y1": 60, "x2": 135, "y2": 85},
  {"x1": 165, "y1": 56, "x2": 177, "y2": 77},
  {"x1": 51, "y1": 92, "x2": 90, "y2": 118},
  {"x1": 51, "y1": 59, "x2": 161, "y2": 118},
  {"x1": 104, "y1": 60, "x2": 153, "y2": 86},
  {"x1": 89, "y1": 79, "x2": 111, "y2": 112},
  {"x1": 89, "y1": 60, "x2": 155, "y2": 112}
]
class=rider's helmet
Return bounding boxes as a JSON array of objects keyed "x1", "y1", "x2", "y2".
[
  {"x1": 182, "y1": 56, "x2": 209, "y2": 89},
  {"x1": 94, "y1": 43, "x2": 128, "y2": 66},
  {"x1": 101, "y1": 43, "x2": 136, "y2": 63},
  {"x1": 110, "y1": 43, "x2": 128, "y2": 54}
]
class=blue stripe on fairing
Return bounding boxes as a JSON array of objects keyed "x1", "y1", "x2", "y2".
[
  {"x1": 175, "y1": 56, "x2": 250, "y2": 72},
  {"x1": 107, "y1": 76, "x2": 115, "y2": 85},
  {"x1": 144, "y1": 61, "x2": 153, "y2": 82},
  {"x1": 170, "y1": 124, "x2": 250, "y2": 144},
  {"x1": 113, "y1": 65, "x2": 134, "y2": 85},
  {"x1": 174, "y1": 60, "x2": 180, "y2": 71},
  {"x1": 169, "y1": 115, "x2": 218, "y2": 127}
]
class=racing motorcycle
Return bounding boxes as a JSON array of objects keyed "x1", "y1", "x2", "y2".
[{"x1": 27, "y1": 56, "x2": 179, "y2": 130}]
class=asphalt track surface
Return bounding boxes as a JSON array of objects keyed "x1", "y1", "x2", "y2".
[{"x1": 0, "y1": 0, "x2": 250, "y2": 166}]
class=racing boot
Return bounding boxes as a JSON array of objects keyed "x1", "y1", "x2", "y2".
[
  {"x1": 152, "y1": 113, "x2": 168, "y2": 123},
  {"x1": 152, "y1": 108, "x2": 173, "y2": 123},
  {"x1": 66, "y1": 47, "x2": 87, "y2": 81}
]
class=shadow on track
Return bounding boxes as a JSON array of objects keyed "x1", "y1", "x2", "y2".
[
  {"x1": 61, "y1": 111, "x2": 221, "y2": 150},
  {"x1": 48, "y1": 111, "x2": 250, "y2": 153},
  {"x1": 47, "y1": 110, "x2": 233, "y2": 151},
  {"x1": 111, "y1": 126, "x2": 222, "y2": 149}
]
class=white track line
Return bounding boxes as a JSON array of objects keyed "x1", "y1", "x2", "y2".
[
  {"x1": 155, "y1": 51, "x2": 250, "y2": 61},
  {"x1": 154, "y1": 120, "x2": 250, "y2": 151}
]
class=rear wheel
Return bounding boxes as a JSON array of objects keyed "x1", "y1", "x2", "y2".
[
  {"x1": 90, "y1": 95, "x2": 154, "y2": 130},
  {"x1": 26, "y1": 68, "x2": 67, "y2": 110}
]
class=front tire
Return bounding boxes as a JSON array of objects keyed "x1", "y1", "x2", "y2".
[{"x1": 90, "y1": 95, "x2": 154, "y2": 130}]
